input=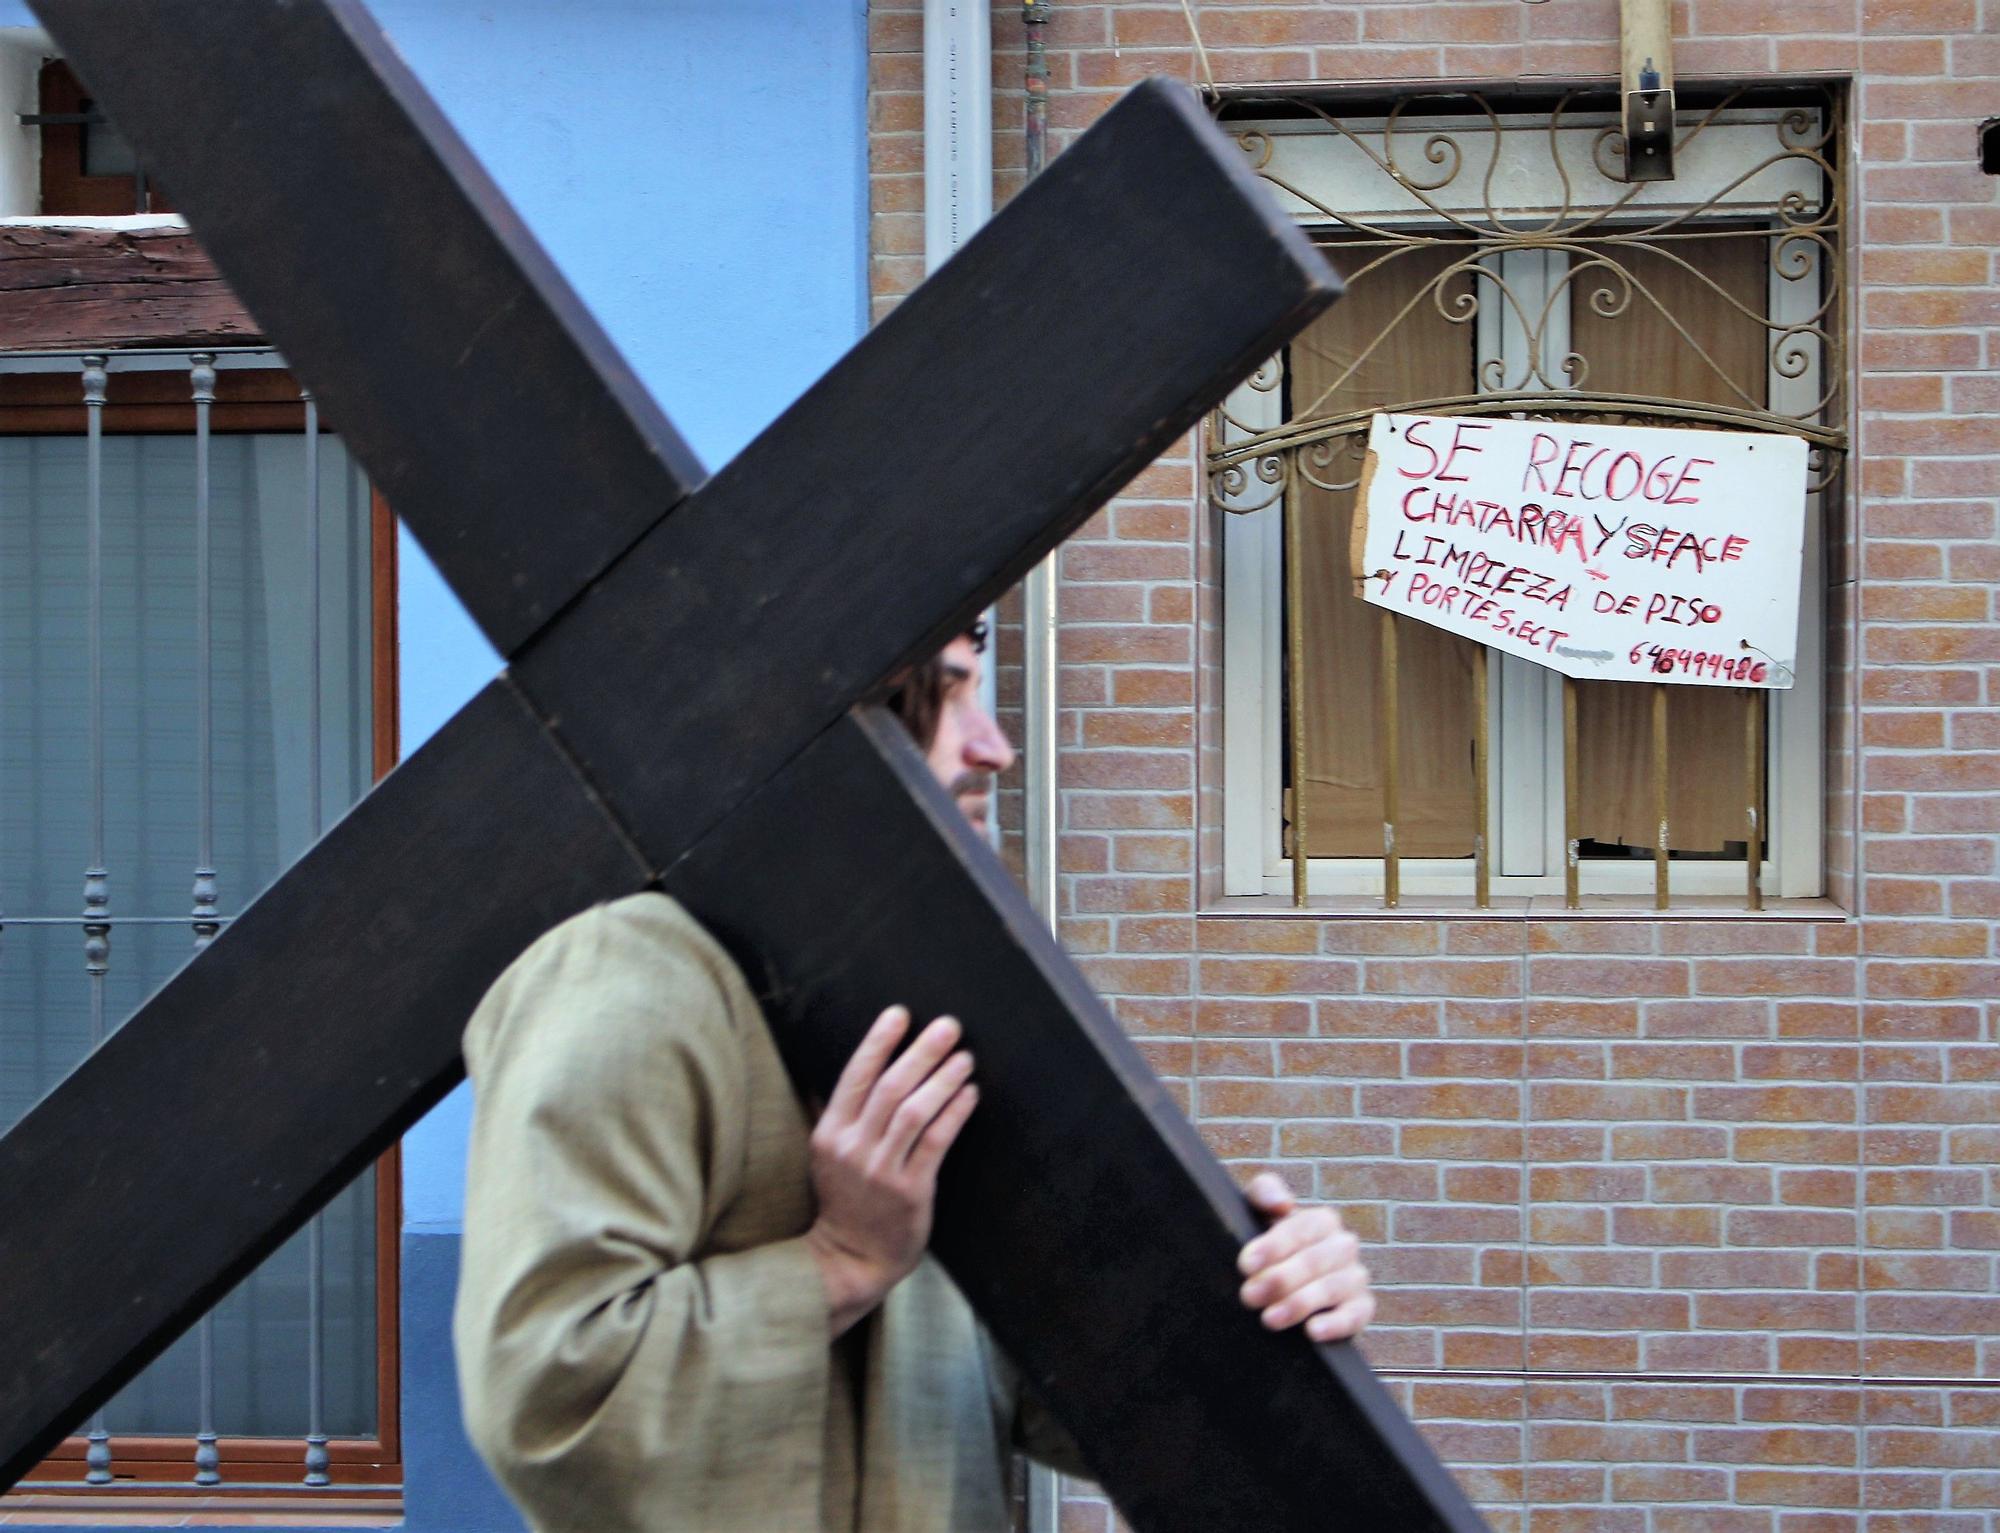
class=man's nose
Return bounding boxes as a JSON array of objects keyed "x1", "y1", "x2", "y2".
[{"x1": 965, "y1": 704, "x2": 1016, "y2": 775}]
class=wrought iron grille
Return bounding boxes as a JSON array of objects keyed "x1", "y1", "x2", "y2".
[{"x1": 1205, "y1": 85, "x2": 1846, "y2": 911}]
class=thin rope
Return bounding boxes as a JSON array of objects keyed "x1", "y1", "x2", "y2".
[{"x1": 1177, "y1": 0, "x2": 1216, "y2": 92}]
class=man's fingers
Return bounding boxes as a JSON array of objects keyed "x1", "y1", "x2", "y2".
[
  {"x1": 1240, "y1": 1226, "x2": 1358, "y2": 1308},
  {"x1": 1237, "y1": 1205, "x2": 1342, "y2": 1278},
  {"x1": 1245, "y1": 1172, "x2": 1296, "y2": 1219},
  {"x1": 823, "y1": 1005, "x2": 911, "y2": 1126},
  {"x1": 1306, "y1": 1291, "x2": 1377, "y2": 1343},
  {"x1": 879, "y1": 1048, "x2": 975, "y2": 1164},
  {"x1": 905, "y1": 1082, "x2": 979, "y2": 1180},
  {"x1": 857, "y1": 1015, "x2": 963, "y2": 1138},
  {"x1": 1254, "y1": 1256, "x2": 1370, "y2": 1331}
]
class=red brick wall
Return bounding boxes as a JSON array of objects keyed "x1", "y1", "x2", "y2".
[{"x1": 870, "y1": 3, "x2": 1999, "y2": 1528}]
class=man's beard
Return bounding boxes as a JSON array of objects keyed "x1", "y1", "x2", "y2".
[{"x1": 950, "y1": 771, "x2": 990, "y2": 827}]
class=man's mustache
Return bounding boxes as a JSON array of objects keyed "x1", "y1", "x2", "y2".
[{"x1": 949, "y1": 771, "x2": 988, "y2": 798}]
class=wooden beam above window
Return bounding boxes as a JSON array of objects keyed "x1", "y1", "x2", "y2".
[{"x1": 0, "y1": 224, "x2": 261, "y2": 352}]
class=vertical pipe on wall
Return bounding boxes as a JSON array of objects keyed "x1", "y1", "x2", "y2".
[
  {"x1": 1021, "y1": 0, "x2": 1058, "y2": 938},
  {"x1": 1746, "y1": 688, "x2": 1764, "y2": 912},
  {"x1": 79, "y1": 353, "x2": 113, "y2": 1487},
  {"x1": 1380, "y1": 610, "x2": 1400, "y2": 909},
  {"x1": 1473, "y1": 644, "x2": 1489, "y2": 909},
  {"x1": 923, "y1": 0, "x2": 1001, "y2": 840},
  {"x1": 1020, "y1": 9, "x2": 1062, "y2": 1529},
  {"x1": 1285, "y1": 485, "x2": 1309, "y2": 907},
  {"x1": 1652, "y1": 681, "x2": 1670, "y2": 911},
  {"x1": 1562, "y1": 677, "x2": 1580, "y2": 910}
]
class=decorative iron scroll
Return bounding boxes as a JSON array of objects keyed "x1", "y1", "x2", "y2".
[{"x1": 1206, "y1": 87, "x2": 1846, "y2": 509}]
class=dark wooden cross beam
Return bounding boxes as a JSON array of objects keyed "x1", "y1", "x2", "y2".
[{"x1": 0, "y1": 6, "x2": 1485, "y2": 1529}]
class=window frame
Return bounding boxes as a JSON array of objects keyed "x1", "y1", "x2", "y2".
[
  {"x1": 0, "y1": 358, "x2": 403, "y2": 1494},
  {"x1": 1218, "y1": 102, "x2": 1831, "y2": 905}
]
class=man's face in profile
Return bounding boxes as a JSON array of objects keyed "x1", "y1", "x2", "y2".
[{"x1": 922, "y1": 634, "x2": 1015, "y2": 835}]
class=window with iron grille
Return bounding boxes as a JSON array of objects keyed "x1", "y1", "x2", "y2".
[
  {"x1": 1211, "y1": 86, "x2": 1845, "y2": 910},
  {"x1": 0, "y1": 353, "x2": 400, "y2": 1499}
]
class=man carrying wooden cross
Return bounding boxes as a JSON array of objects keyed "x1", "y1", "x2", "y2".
[{"x1": 452, "y1": 629, "x2": 1377, "y2": 1533}]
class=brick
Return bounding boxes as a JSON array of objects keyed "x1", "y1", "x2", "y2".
[
  {"x1": 1530, "y1": 958, "x2": 1690, "y2": 996},
  {"x1": 1652, "y1": 1165, "x2": 1776, "y2": 1203},
  {"x1": 1647, "y1": 999, "x2": 1774, "y2": 1038},
  {"x1": 1315, "y1": 997, "x2": 1441, "y2": 1037},
  {"x1": 1612, "y1": 1124, "x2": 1730, "y2": 1160},
  {"x1": 1660, "y1": 1251, "x2": 1812, "y2": 1289},
  {"x1": 1532, "y1": 1423, "x2": 1687, "y2": 1463},
  {"x1": 1109, "y1": 666, "x2": 1194, "y2": 707},
  {"x1": 1698, "y1": 1293, "x2": 1857, "y2": 1333},
  {"x1": 1792, "y1": 1000, "x2": 1864, "y2": 1040},
  {"x1": 1867, "y1": 965, "x2": 2000, "y2": 1001},
  {"x1": 1195, "y1": 997, "x2": 1311, "y2": 1034},
  {"x1": 1529, "y1": 1291, "x2": 1689, "y2": 1331},
  {"x1": 1611, "y1": 1042, "x2": 1743, "y2": 1080},
  {"x1": 1867, "y1": 1167, "x2": 1985, "y2": 1205},
  {"x1": 1535, "y1": 1083, "x2": 1687, "y2": 1121},
  {"x1": 1276, "y1": 1039, "x2": 1403, "y2": 1076},
  {"x1": 1197, "y1": 919, "x2": 1319, "y2": 954},
  {"x1": 1364, "y1": 959, "x2": 1521, "y2": 997},
  {"x1": 1742, "y1": 1044, "x2": 1860, "y2": 1078},
  {"x1": 1358, "y1": 1082, "x2": 1522, "y2": 1119},
  {"x1": 1531, "y1": 1206, "x2": 1607, "y2": 1245},
  {"x1": 1779, "y1": 1168, "x2": 1859, "y2": 1206},
  {"x1": 1535, "y1": 999, "x2": 1644, "y2": 1037},
  {"x1": 1275, "y1": 1120, "x2": 1393, "y2": 1157},
  {"x1": 1530, "y1": 1164, "x2": 1645, "y2": 1202},
  {"x1": 1614, "y1": 1206, "x2": 1721, "y2": 1246},
  {"x1": 1196, "y1": 1077, "x2": 1354, "y2": 1117},
  {"x1": 1197, "y1": 956, "x2": 1360, "y2": 995},
  {"x1": 1401, "y1": 1123, "x2": 1523, "y2": 1160},
  {"x1": 1691, "y1": 1085, "x2": 1857, "y2": 1122},
  {"x1": 1735, "y1": 1470, "x2": 1860, "y2": 1507},
  {"x1": 1695, "y1": 1426, "x2": 1859, "y2": 1465},
  {"x1": 1727, "y1": 1208, "x2": 1859, "y2": 1246},
  {"x1": 1321, "y1": 922, "x2": 1444, "y2": 955},
  {"x1": 1693, "y1": 959, "x2": 1857, "y2": 997}
]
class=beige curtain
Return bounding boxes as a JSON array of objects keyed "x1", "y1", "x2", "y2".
[
  {"x1": 1567, "y1": 238, "x2": 1770, "y2": 852},
  {"x1": 1290, "y1": 244, "x2": 1480, "y2": 858}
]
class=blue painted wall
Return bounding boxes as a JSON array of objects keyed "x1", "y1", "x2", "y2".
[
  {"x1": 381, "y1": 4, "x2": 868, "y2": 1527},
  {"x1": 2, "y1": 1, "x2": 867, "y2": 1527}
]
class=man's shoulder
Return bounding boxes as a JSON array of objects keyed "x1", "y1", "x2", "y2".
[{"x1": 464, "y1": 891, "x2": 762, "y2": 1068}]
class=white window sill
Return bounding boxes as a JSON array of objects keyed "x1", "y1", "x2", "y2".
[{"x1": 1199, "y1": 894, "x2": 1850, "y2": 922}]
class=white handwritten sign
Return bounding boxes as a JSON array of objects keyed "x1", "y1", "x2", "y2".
[{"x1": 1352, "y1": 412, "x2": 1808, "y2": 688}]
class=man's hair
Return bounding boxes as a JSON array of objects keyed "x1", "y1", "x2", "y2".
[{"x1": 887, "y1": 622, "x2": 987, "y2": 752}]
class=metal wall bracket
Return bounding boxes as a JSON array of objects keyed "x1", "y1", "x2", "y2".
[{"x1": 1620, "y1": 0, "x2": 1676, "y2": 182}]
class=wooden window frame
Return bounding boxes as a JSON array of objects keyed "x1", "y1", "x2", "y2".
[
  {"x1": 35, "y1": 59, "x2": 174, "y2": 217},
  {"x1": 1218, "y1": 106, "x2": 1829, "y2": 907},
  {"x1": 1, "y1": 369, "x2": 403, "y2": 1493}
]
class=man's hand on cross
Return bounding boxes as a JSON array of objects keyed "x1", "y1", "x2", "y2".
[{"x1": 805, "y1": 1005, "x2": 979, "y2": 1338}]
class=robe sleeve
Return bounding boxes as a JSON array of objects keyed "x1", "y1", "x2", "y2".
[
  {"x1": 453, "y1": 896, "x2": 833, "y2": 1533},
  {"x1": 975, "y1": 1327, "x2": 1093, "y2": 1479}
]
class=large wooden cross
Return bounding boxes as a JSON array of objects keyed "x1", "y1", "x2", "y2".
[{"x1": 0, "y1": 5, "x2": 1484, "y2": 1529}]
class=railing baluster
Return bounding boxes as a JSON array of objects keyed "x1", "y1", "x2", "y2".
[
  {"x1": 1285, "y1": 492, "x2": 1308, "y2": 907},
  {"x1": 302, "y1": 386, "x2": 331, "y2": 1488},
  {"x1": 1472, "y1": 645, "x2": 1489, "y2": 909},
  {"x1": 1562, "y1": 676, "x2": 1580, "y2": 910},
  {"x1": 1652, "y1": 681, "x2": 1670, "y2": 912},
  {"x1": 1380, "y1": 610, "x2": 1400, "y2": 909},
  {"x1": 1746, "y1": 688, "x2": 1764, "y2": 911},
  {"x1": 80, "y1": 354, "x2": 114, "y2": 1487},
  {"x1": 189, "y1": 353, "x2": 222, "y2": 1487}
]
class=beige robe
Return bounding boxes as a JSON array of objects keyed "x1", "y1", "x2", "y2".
[{"x1": 454, "y1": 892, "x2": 1079, "y2": 1533}]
